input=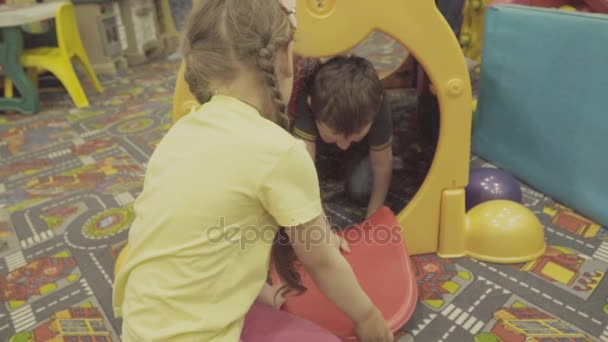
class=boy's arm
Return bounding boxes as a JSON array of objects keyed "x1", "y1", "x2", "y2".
[
  {"x1": 367, "y1": 144, "x2": 393, "y2": 218},
  {"x1": 366, "y1": 93, "x2": 394, "y2": 218},
  {"x1": 291, "y1": 86, "x2": 318, "y2": 162}
]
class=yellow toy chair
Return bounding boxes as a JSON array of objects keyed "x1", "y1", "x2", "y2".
[
  {"x1": 170, "y1": 0, "x2": 545, "y2": 264},
  {"x1": 5, "y1": 1, "x2": 103, "y2": 108}
]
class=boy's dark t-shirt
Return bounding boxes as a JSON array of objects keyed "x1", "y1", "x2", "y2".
[{"x1": 291, "y1": 77, "x2": 394, "y2": 152}]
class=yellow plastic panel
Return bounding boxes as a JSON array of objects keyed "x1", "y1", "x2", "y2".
[
  {"x1": 171, "y1": 0, "x2": 473, "y2": 256},
  {"x1": 438, "y1": 189, "x2": 467, "y2": 258}
]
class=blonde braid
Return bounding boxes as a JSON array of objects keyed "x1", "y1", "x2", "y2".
[{"x1": 256, "y1": 44, "x2": 290, "y2": 130}]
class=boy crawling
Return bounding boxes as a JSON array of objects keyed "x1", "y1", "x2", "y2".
[{"x1": 291, "y1": 55, "x2": 393, "y2": 218}]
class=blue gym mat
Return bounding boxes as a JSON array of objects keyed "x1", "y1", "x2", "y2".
[{"x1": 472, "y1": 5, "x2": 608, "y2": 226}]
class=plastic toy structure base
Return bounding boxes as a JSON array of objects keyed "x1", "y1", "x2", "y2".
[
  {"x1": 270, "y1": 207, "x2": 418, "y2": 340},
  {"x1": 241, "y1": 303, "x2": 340, "y2": 342},
  {"x1": 473, "y1": 5, "x2": 608, "y2": 227}
]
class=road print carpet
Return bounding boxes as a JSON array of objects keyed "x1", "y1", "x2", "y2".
[{"x1": 1, "y1": 35, "x2": 607, "y2": 341}]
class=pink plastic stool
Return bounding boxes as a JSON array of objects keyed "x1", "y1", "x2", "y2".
[
  {"x1": 270, "y1": 206, "x2": 418, "y2": 340},
  {"x1": 241, "y1": 303, "x2": 340, "y2": 341}
]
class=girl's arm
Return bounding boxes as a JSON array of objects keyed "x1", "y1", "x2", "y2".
[{"x1": 285, "y1": 215, "x2": 393, "y2": 341}]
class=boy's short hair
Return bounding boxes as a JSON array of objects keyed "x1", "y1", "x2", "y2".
[{"x1": 309, "y1": 56, "x2": 383, "y2": 136}]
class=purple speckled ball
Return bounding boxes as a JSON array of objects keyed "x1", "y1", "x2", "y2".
[{"x1": 465, "y1": 167, "x2": 523, "y2": 211}]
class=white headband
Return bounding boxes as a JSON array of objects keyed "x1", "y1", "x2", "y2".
[{"x1": 279, "y1": 0, "x2": 297, "y2": 28}]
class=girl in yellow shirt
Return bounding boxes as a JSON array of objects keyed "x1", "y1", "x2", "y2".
[{"x1": 112, "y1": 0, "x2": 393, "y2": 341}]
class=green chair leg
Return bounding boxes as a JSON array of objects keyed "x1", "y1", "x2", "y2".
[{"x1": 0, "y1": 27, "x2": 40, "y2": 114}]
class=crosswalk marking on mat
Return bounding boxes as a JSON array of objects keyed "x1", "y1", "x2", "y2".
[
  {"x1": 11, "y1": 304, "x2": 35, "y2": 332},
  {"x1": 20, "y1": 229, "x2": 54, "y2": 249},
  {"x1": 47, "y1": 149, "x2": 71, "y2": 159},
  {"x1": 593, "y1": 241, "x2": 608, "y2": 263},
  {"x1": 600, "y1": 324, "x2": 608, "y2": 342},
  {"x1": 80, "y1": 278, "x2": 94, "y2": 296},
  {"x1": 439, "y1": 303, "x2": 485, "y2": 335},
  {"x1": 5, "y1": 251, "x2": 26, "y2": 271}
]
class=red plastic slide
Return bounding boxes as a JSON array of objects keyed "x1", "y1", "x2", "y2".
[{"x1": 270, "y1": 206, "x2": 418, "y2": 340}]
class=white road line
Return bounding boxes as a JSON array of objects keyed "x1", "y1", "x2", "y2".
[
  {"x1": 473, "y1": 260, "x2": 601, "y2": 325},
  {"x1": 463, "y1": 316, "x2": 477, "y2": 330},
  {"x1": 455, "y1": 312, "x2": 469, "y2": 325},
  {"x1": 470, "y1": 321, "x2": 485, "y2": 335},
  {"x1": 47, "y1": 148, "x2": 71, "y2": 159},
  {"x1": 442, "y1": 303, "x2": 455, "y2": 317},
  {"x1": 442, "y1": 295, "x2": 489, "y2": 335},
  {"x1": 80, "y1": 278, "x2": 94, "y2": 296},
  {"x1": 411, "y1": 313, "x2": 437, "y2": 336},
  {"x1": 448, "y1": 308, "x2": 462, "y2": 321},
  {"x1": 81, "y1": 129, "x2": 102, "y2": 137},
  {"x1": 11, "y1": 304, "x2": 35, "y2": 332},
  {"x1": 5, "y1": 251, "x2": 26, "y2": 271},
  {"x1": 124, "y1": 138, "x2": 151, "y2": 159},
  {"x1": 114, "y1": 192, "x2": 135, "y2": 206},
  {"x1": 546, "y1": 227, "x2": 596, "y2": 249},
  {"x1": 90, "y1": 252, "x2": 113, "y2": 285},
  {"x1": 600, "y1": 324, "x2": 608, "y2": 342},
  {"x1": 593, "y1": 241, "x2": 608, "y2": 263},
  {"x1": 20, "y1": 229, "x2": 54, "y2": 248}
]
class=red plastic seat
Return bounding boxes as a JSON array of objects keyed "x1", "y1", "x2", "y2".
[{"x1": 270, "y1": 206, "x2": 418, "y2": 340}]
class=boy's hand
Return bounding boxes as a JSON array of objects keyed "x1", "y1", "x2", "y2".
[{"x1": 365, "y1": 204, "x2": 381, "y2": 219}]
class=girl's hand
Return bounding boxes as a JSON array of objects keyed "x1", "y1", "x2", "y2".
[
  {"x1": 331, "y1": 231, "x2": 351, "y2": 253},
  {"x1": 355, "y1": 306, "x2": 394, "y2": 342}
]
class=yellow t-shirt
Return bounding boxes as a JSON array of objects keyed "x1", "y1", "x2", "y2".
[{"x1": 113, "y1": 95, "x2": 323, "y2": 341}]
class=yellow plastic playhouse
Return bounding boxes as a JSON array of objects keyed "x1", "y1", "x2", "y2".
[{"x1": 116, "y1": 0, "x2": 546, "y2": 272}]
